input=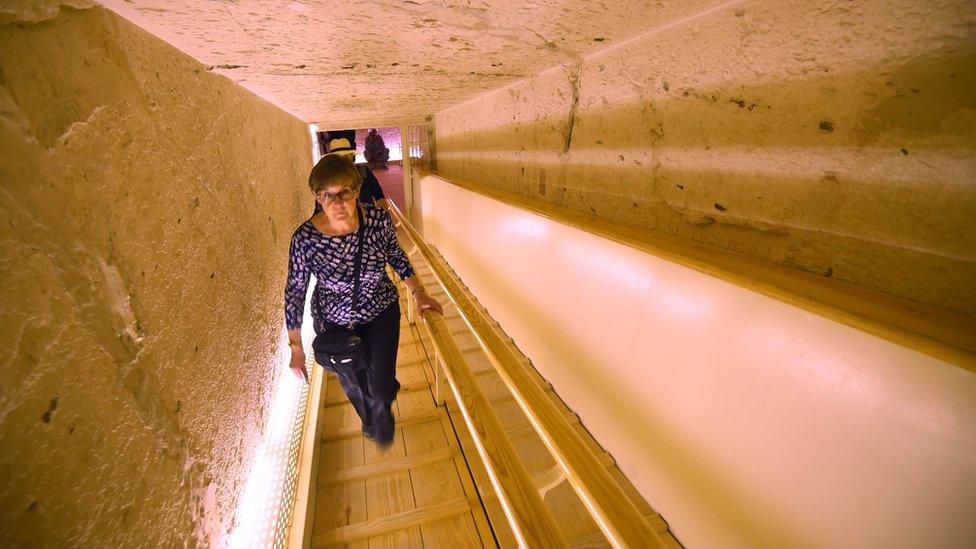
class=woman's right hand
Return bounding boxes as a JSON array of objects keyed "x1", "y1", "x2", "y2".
[{"x1": 289, "y1": 345, "x2": 309, "y2": 384}]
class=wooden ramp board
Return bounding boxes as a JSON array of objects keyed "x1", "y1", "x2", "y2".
[{"x1": 309, "y1": 299, "x2": 495, "y2": 548}]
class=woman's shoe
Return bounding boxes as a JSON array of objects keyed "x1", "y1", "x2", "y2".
[{"x1": 372, "y1": 405, "x2": 395, "y2": 447}]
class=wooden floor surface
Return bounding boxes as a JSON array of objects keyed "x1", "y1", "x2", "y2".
[
  {"x1": 308, "y1": 250, "x2": 684, "y2": 548},
  {"x1": 309, "y1": 297, "x2": 495, "y2": 548}
]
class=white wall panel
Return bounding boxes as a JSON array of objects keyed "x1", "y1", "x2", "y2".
[{"x1": 420, "y1": 174, "x2": 976, "y2": 549}]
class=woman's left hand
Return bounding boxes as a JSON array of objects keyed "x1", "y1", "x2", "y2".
[{"x1": 414, "y1": 290, "x2": 443, "y2": 314}]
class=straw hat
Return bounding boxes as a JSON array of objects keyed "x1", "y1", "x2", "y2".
[{"x1": 326, "y1": 137, "x2": 356, "y2": 156}]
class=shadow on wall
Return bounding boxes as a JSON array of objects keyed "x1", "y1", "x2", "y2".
[{"x1": 434, "y1": 51, "x2": 976, "y2": 316}]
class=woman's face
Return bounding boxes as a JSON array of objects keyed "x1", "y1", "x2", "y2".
[{"x1": 316, "y1": 181, "x2": 359, "y2": 222}]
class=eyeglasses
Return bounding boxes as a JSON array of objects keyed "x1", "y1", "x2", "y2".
[{"x1": 316, "y1": 187, "x2": 358, "y2": 204}]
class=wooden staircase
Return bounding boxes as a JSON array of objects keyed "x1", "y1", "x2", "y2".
[
  {"x1": 306, "y1": 238, "x2": 683, "y2": 547},
  {"x1": 309, "y1": 299, "x2": 495, "y2": 547}
]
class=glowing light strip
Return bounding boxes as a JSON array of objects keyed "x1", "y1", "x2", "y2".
[
  {"x1": 230, "y1": 228, "x2": 320, "y2": 547},
  {"x1": 271, "y1": 358, "x2": 314, "y2": 548},
  {"x1": 228, "y1": 356, "x2": 312, "y2": 548}
]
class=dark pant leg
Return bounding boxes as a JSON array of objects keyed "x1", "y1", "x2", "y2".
[
  {"x1": 359, "y1": 300, "x2": 402, "y2": 405},
  {"x1": 314, "y1": 351, "x2": 373, "y2": 429},
  {"x1": 358, "y1": 301, "x2": 401, "y2": 444}
]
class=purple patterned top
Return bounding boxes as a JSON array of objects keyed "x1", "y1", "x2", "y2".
[{"x1": 284, "y1": 204, "x2": 414, "y2": 330}]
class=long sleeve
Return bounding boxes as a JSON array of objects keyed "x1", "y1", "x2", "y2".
[
  {"x1": 284, "y1": 229, "x2": 310, "y2": 330},
  {"x1": 382, "y1": 211, "x2": 415, "y2": 281}
]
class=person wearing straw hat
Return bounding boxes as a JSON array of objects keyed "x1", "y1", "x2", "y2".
[{"x1": 285, "y1": 153, "x2": 442, "y2": 447}]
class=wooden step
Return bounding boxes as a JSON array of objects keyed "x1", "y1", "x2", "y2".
[
  {"x1": 318, "y1": 446, "x2": 457, "y2": 486},
  {"x1": 568, "y1": 514, "x2": 671, "y2": 548},
  {"x1": 471, "y1": 358, "x2": 552, "y2": 391},
  {"x1": 445, "y1": 380, "x2": 563, "y2": 411},
  {"x1": 472, "y1": 450, "x2": 616, "y2": 500},
  {"x1": 503, "y1": 410, "x2": 581, "y2": 440},
  {"x1": 322, "y1": 408, "x2": 442, "y2": 442},
  {"x1": 310, "y1": 496, "x2": 472, "y2": 546}
]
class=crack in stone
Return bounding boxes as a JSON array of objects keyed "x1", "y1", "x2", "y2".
[{"x1": 563, "y1": 62, "x2": 581, "y2": 153}]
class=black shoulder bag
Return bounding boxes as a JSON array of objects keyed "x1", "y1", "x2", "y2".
[{"x1": 312, "y1": 206, "x2": 368, "y2": 373}]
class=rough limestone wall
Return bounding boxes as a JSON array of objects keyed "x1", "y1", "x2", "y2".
[
  {"x1": 0, "y1": 3, "x2": 311, "y2": 546},
  {"x1": 435, "y1": 0, "x2": 976, "y2": 317}
]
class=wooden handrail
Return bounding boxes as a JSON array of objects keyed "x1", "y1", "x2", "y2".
[
  {"x1": 420, "y1": 310, "x2": 567, "y2": 548},
  {"x1": 389, "y1": 203, "x2": 666, "y2": 549},
  {"x1": 388, "y1": 206, "x2": 565, "y2": 546}
]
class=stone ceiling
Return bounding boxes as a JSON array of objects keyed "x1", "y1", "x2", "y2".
[{"x1": 100, "y1": 0, "x2": 721, "y2": 126}]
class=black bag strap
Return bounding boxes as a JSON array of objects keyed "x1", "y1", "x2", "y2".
[{"x1": 348, "y1": 204, "x2": 366, "y2": 330}]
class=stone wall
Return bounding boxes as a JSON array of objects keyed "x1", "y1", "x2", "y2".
[
  {"x1": 434, "y1": 0, "x2": 976, "y2": 317},
  {"x1": 0, "y1": 3, "x2": 311, "y2": 546}
]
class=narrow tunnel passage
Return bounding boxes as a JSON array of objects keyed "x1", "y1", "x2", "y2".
[{"x1": 1, "y1": 1, "x2": 974, "y2": 547}]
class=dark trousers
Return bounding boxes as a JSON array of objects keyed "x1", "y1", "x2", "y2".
[{"x1": 314, "y1": 301, "x2": 401, "y2": 429}]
